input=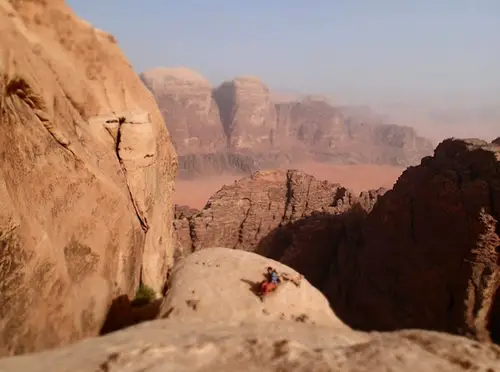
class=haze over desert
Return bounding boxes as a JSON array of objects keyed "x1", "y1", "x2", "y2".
[{"x1": 174, "y1": 163, "x2": 404, "y2": 208}]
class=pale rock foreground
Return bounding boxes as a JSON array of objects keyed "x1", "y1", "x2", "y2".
[
  {"x1": 0, "y1": 0, "x2": 176, "y2": 355},
  {"x1": 159, "y1": 248, "x2": 343, "y2": 327},
  {"x1": 0, "y1": 248, "x2": 498, "y2": 371},
  {"x1": 0, "y1": 319, "x2": 498, "y2": 372}
]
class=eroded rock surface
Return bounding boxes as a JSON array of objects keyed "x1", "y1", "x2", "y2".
[
  {"x1": 325, "y1": 138, "x2": 500, "y2": 343},
  {"x1": 140, "y1": 67, "x2": 226, "y2": 152},
  {"x1": 143, "y1": 67, "x2": 434, "y2": 176},
  {"x1": 159, "y1": 248, "x2": 345, "y2": 327},
  {"x1": 0, "y1": 0, "x2": 176, "y2": 355},
  {"x1": 0, "y1": 319, "x2": 498, "y2": 372},
  {"x1": 213, "y1": 76, "x2": 277, "y2": 149},
  {"x1": 173, "y1": 170, "x2": 383, "y2": 290}
]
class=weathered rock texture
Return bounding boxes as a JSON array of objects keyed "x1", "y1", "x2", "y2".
[
  {"x1": 0, "y1": 308, "x2": 498, "y2": 372},
  {"x1": 176, "y1": 151, "x2": 258, "y2": 179},
  {"x1": 159, "y1": 248, "x2": 345, "y2": 327},
  {"x1": 0, "y1": 246, "x2": 499, "y2": 371},
  {"x1": 140, "y1": 67, "x2": 226, "y2": 152},
  {"x1": 325, "y1": 138, "x2": 500, "y2": 344},
  {"x1": 213, "y1": 76, "x2": 278, "y2": 149},
  {"x1": 173, "y1": 170, "x2": 383, "y2": 290},
  {"x1": 0, "y1": 0, "x2": 176, "y2": 355}
]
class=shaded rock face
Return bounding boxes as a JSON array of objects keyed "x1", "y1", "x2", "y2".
[
  {"x1": 173, "y1": 170, "x2": 383, "y2": 290},
  {"x1": 0, "y1": 0, "x2": 176, "y2": 355},
  {"x1": 325, "y1": 138, "x2": 500, "y2": 344},
  {"x1": 493, "y1": 137, "x2": 500, "y2": 146},
  {"x1": 213, "y1": 76, "x2": 277, "y2": 149},
  {"x1": 140, "y1": 67, "x2": 226, "y2": 152}
]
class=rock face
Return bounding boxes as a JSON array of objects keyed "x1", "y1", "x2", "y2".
[
  {"x1": 493, "y1": 137, "x2": 500, "y2": 145},
  {"x1": 173, "y1": 170, "x2": 383, "y2": 290},
  {"x1": 0, "y1": 0, "x2": 176, "y2": 355},
  {"x1": 213, "y1": 76, "x2": 277, "y2": 149},
  {"x1": 176, "y1": 151, "x2": 258, "y2": 179},
  {"x1": 159, "y1": 248, "x2": 345, "y2": 327},
  {"x1": 142, "y1": 68, "x2": 435, "y2": 178},
  {"x1": 175, "y1": 169, "x2": 358, "y2": 252},
  {"x1": 140, "y1": 67, "x2": 226, "y2": 152},
  {"x1": 275, "y1": 99, "x2": 347, "y2": 148},
  {"x1": 325, "y1": 138, "x2": 500, "y2": 344}
]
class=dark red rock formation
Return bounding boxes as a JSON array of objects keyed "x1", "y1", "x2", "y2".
[{"x1": 325, "y1": 138, "x2": 500, "y2": 343}]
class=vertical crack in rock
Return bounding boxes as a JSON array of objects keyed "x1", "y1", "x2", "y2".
[{"x1": 112, "y1": 116, "x2": 149, "y2": 233}]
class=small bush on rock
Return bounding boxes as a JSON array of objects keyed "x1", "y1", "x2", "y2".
[{"x1": 134, "y1": 283, "x2": 156, "y2": 305}]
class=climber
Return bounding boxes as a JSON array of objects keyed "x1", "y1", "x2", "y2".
[{"x1": 259, "y1": 266, "x2": 281, "y2": 298}]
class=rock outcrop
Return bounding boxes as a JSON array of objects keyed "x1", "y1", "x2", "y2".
[
  {"x1": 176, "y1": 151, "x2": 258, "y2": 179},
  {"x1": 0, "y1": 0, "x2": 176, "y2": 355},
  {"x1": 325, "y1": 138, "x2": 500, "y2": 344},
  {"x1": 173, "y1": 170, "x2": 383, "y2": 290},
  {"x1": 213, "y1": 76, "x2": 278, "y2": 149},
  {"x1": 140, "y1": 67, "x2": 226, "y2": 152},
  {"x1": 275, "y1": 99, "x2": 347, "y2": 148},
  {"x1": 159, "y1": 248, "x2": 345, "y2": 327},
  {"x1": 175, "y1": 169, "x2": 358, "y2": 252},
  {"x1": 493, "y1": 137, "x2": 500, "y2": 146}
]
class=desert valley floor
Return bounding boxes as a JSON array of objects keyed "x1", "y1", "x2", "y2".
[{"x1": 174, "y1": 163, "x2": 405, "y2": 208}]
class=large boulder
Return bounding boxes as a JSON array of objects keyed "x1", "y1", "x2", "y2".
[
  {"x1": 0, "y1": 318, "x2": 498, "y2": 371},
  {"x1": 213, "y1": 76, "x2": 277, "y2": 149},
  {"x1": 140, "y1": 67, "x2": 226, "y2": 152},
  {"x1": 325, "y1": 138, "x2": 500, "y2": 343},
  {"x1": 159, "y1": 247, "x2": 345, "y2": 327},
  {"x1": 0, "y1": 0, "x2": 176, "y2": 355}
]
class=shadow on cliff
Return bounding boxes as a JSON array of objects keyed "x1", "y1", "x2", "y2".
[
  {"x1": 254, "y1": 203, "x2": 369, "y2": 330},
  {"x1": 99, "y1": 295, "x2": 162, "y2": 335},
  {"x1": 254, "y1": 186, "x2": 500, "y2": 345}
]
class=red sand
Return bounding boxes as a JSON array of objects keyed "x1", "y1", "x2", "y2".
[{"x1": 174, "y1": 162, "x2": 404, "y2": 209}]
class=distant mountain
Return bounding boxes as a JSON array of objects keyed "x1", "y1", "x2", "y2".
[{"x1": 141, "y1": 67, "x2": 435, "y2": 178}]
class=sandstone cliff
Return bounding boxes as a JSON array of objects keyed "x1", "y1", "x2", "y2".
[
  {"x1": 0, "y1": 0, "x2": 176, "y2": 355},
  {"x1": 140, "y1": 67, "x2": 226, "y2": 152},
  {"x1": 213, "y1": 76, "x2": 278, "y2": 149},
  {"x1": 143, "y1": 67, "x2": 434, "y2": 176},
  {"x1": 326, "y1": 138, "x2": 499, "y2": 343}
]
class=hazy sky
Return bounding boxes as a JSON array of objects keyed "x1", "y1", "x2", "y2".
[{"x1": 68, "y1": 1, "x2": 499, "y2": 108}]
